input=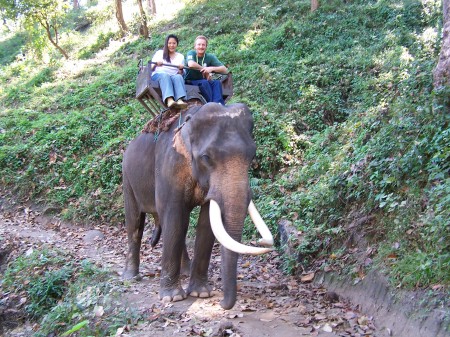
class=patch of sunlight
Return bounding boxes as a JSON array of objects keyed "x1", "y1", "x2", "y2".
[
  {"x1": 384, "y1": 30, "x2": 397, "y2": 46},
  {"x1": 148, "y1": 0, "x2": 187, "y2": 23},
  {"x1": 417, "y1": 27, "x2": 439, "y2": 54},
  {"x1": 240, "y1": 29, "x2": 262, "y2": 51},
  {"x1": 379, "y1": 71, "x2": 395, "y2": 83},
  {"x1": 399, "y1": 47, "x2": 414, "y2": 65},
  {"x1": 421, "y1": 0, "x2": 441, "y2": 18},
  {"x1": 186, "y1": 296, "x2": 226, "y2": 318}
]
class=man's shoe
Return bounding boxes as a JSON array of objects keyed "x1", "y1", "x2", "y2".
[{"x1": 176, "y1": 99, "x2": 188, "y2": 109}]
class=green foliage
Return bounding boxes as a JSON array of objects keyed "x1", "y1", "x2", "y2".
[
  {"x1": 78, "y1": 31, "x2": 117, "y2": 59},
  {"x1": 0, "y1": 0, "x2": 71, "y2": 58},
  {"x1": 2, "y1": 248, "x2": 73, "y2": 318},
  {"x1": 2, "y1": 248, "x2": 139, "y2": 337},
  {"x1": 0, "y1": 32, "x2": 27, "y2": 66}
]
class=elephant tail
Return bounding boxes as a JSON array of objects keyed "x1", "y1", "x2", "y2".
[{"x1": 150, "y1": 225, "x2": 161, "y2": 247}]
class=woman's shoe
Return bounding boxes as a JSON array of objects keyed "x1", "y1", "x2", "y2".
[
  {"x1": 166, "y1": 97, "x2": 176, "y2": 108},
  {"x1": 176, "y1": 99, "x2": 188, "y2": 109}
]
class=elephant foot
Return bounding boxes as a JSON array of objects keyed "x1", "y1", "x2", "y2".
[
  {"x1": 187, "y1": 281, "x2": 213, "y2": 298},
  {"x1": 159, "y1": 286, "x2": 187, "y2": 302},
  {"x1": 122, "y1": 269, "x2": 141, "y2": 280}
]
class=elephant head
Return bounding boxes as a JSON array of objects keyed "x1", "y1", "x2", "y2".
[{"x1": 174, "y1": 103, "x2": 273, "y2": 308}]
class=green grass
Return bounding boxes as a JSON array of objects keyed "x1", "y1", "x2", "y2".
[
  {"x1": 0, "y1": 0, "x2": 448, "y2": 303},
  {"x1": 1, "y1": 247, "x2": 140, "y2": 336},
  {"x1": 0, "y1": 32, "x2": 27, "y2": 66}
]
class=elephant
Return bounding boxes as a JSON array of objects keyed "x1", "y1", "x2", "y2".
[{"x1": 122, "y1": 102, "x2": 274, "y2": 309}]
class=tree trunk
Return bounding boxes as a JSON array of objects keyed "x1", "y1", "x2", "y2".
[
  {"x1": 35, "y1": 16, "x2": 68, "y2": 59},
  {"x1": 311, "y1": 0, "x2": 319, "y2": 12},
  {"x1": 43, "y1": 20, "x2": 69, "y2": 59},
  {"x1": 147, "y1": 0, "x2": 156, "y2": 15},
  {"x1": 433, "y1": 0, "x2": 450, "y2": 87},
  {"x1": 73, "y1": 0, "x2": 79, "y2": 9},
  {"x1": 115, "y1": 0, "x2": 128, "y2": 35},
  {"x1": 137, "y1": 0, "x2": 149, "y2": 38}
]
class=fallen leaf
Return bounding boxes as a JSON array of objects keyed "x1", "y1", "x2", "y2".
[
  {"x1": 94, "y1": 305, "x2": 104, "y2": 317},
  {"x1": 314, "y1": 313, "x2": 327, "y2": 321},
  {"x1": 323, "y1": 324, "x2": 333, "y2": 332},
  {"x1": 357, "y1": 315, "x2": 369, "y2": 326},
  {"x1": 241, "y1": 261, "x2": 251, "y2": 268},
  {"x1": 301, "y1": 272, "x2": 315, "y2": 283}
]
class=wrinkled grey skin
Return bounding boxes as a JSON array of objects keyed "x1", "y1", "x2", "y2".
[{"x1": 122, "y1": 103, "x2": 256, "y2": 309}]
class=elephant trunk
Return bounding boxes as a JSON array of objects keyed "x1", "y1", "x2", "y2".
[
  {"x1": 219, "y1": 177, "x2": 252, "y2": 308},
  {"x1": 208, "y1": 165, "x2": 273, "y2": 309},
  {"x1": 219, "y1": 198, "x2": 246, "y2": 310},
  {"x1": 220, "y1": 246, "x2": 239, "y2": 309}
]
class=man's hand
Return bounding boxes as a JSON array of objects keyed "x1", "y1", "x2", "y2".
[{"x1": 200, "y1": 67, "x2": 212, "y2": 80}]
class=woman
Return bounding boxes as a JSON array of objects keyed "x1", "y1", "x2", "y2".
[{"x1": 151, "y1": 34, "x2": 188, "y2": 109}]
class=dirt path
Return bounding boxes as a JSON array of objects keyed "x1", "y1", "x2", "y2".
[{"x1": 0, "y1": 200, "x2": 381, "y2": 337}]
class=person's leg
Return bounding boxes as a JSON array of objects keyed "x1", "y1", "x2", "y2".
[
  {"x1": 171, "y1": 74, "x2": 187, "y2": 101},
  {"x1": 210, "y1": 80, "x2": 225, "y2": 105},
  {"x1": 151, "y1": 72, "x2": 174, "y2": 103},
  {"x1": 192, "y1": 79, "x2": 213, "y2": 102}
]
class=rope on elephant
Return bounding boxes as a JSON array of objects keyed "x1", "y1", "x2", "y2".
[
  {"x1": 141, "y1": 100, "x2": 203, "y2": 135},
  {"x1": 141, "y1": 109, "x2": 179, "y2": 134}
]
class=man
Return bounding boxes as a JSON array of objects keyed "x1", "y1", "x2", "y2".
[{"x1": 184, "y1": 35, "x2": 228, "y2": 105}]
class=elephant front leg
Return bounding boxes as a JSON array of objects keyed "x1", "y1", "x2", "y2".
[
  {"x1": 159, "y1": 221, "x2": 188, "y2": 302},
  {"x1": 187, "y1": 205, "x2": 215, "y2": 298},
  {"x1": 160, "y1": 250, "x2": 187, "y2": 301}
]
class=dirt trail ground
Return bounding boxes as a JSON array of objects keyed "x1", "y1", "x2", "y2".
[{"x1": 1, "y1": 198, "x2": 385, "y2": 337}]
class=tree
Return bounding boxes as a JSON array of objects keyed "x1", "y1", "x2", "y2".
[
  {"x1": 311, "y1": 0, "x2": 319, "y2": 12},
  {"x1": 433, "y1": 0, "x2": 450, "y2": 87},
  {"x1": 137, "y1": 0, "x2": 149, "y2": 38},
  {"x1": 147, "y1": 0, "x2": 156, "y2": 16},
  {"x1": 73, "y1": 0, "x2": 79, "y2": 9},
  {"x1": 115, "y1": 0, "x2": 128, "y2": 35},
  {"x1": 0, "y1": 0, "x2": 70, "y2": 59}
]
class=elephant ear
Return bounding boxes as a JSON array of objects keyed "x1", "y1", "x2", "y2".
[
  {"x1": 172, "y1": 105, "x2": 203, "y2": 159},
  {"x1": 172, "y1": 122, "x2": 193, "y2": 165}
]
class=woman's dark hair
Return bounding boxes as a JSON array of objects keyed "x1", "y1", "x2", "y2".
[{"x1": 163, "y1": 34, "x2": 179, "y2": 63}]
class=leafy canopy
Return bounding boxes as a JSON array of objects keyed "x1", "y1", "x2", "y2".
[{"x1": 0, "y1": 0, "x2": 71, "y2": 58}]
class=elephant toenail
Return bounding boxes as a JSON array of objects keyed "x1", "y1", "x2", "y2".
[
  {"x1": 161, "y1": 296, "x2": 171, "y2": 303},
  {"x1": 173, "y1": 294, "x2": 185, "y2": 301}
]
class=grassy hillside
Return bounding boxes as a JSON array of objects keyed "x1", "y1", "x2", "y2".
[{"x1": 0, "y1": 0, "x2": 448, "y2": 294}]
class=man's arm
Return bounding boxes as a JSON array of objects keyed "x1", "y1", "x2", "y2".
[
  {"x1": 203, "y1": 54, "x2": 228, "y2": 75},
  {"x1": 204, "y1": 64, "x2": 228, "y2": 74},
  {"x1": 186, "y1": 50, "x2": 202, "y2": 70},
  {"x1": 187, "y1": 59, "x2": 203, "y2": 70}
]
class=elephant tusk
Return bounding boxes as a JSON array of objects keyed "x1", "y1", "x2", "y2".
[
  {"x1": 248, "y1": 200, "x2": 274, "y2": 247},
  {"x1": 209, "y1": 200, "x2": 273, "y2": 255}
]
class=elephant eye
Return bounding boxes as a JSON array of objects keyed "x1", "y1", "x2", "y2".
[{"x1": 201, "y1": 154, "x2": 212, "y2": 165}]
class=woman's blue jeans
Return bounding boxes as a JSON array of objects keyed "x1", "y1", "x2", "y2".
[{"x1": 151, "y1": 72, "x2": 187, "y2": 103}]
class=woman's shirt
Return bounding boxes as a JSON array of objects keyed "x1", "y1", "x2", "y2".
[{"x1": 151, "y1": 50, "x2": 185, "y2": 76}]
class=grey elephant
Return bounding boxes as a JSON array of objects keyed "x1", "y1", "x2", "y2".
[{"x1": 122, "y1": 102, "x2": 274, "y2": 309}]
